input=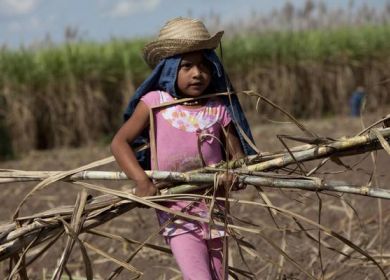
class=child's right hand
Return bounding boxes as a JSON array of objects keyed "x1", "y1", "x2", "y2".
[{"x1": 134, "y1": 178, "x2": 158, "y2": 197}]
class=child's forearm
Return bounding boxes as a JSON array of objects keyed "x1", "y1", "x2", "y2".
[
  {"x1": 110, "y1": 102, "x2": 156, "y2": 197},
  {"x1": 111, "y1": 138, "x2": 157, "y2": 197},
  {"x1": 111, "y1": 137, "x2": 149, "y2": 182},
  {"x1": 225, "y1": 123, "x2": 245, "y2": 160}
]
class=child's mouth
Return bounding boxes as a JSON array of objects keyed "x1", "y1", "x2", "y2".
[{"x1": 189, "y1": 83, "x2": 203, "y2": 88}]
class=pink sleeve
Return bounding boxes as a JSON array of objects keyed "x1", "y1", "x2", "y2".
[
  {"x1": 140, "y1": 91, "x2": 161, "y2": 108},
  {"x1": 220, "y1": 103, "x2": 232, "y2": 127}
]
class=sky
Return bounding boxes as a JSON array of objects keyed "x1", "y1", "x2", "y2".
[{"x1": 0, "y1": 0, "x2": 388, "y2": 48}]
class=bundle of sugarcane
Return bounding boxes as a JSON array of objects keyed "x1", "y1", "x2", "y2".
[{"x1": 1, "y1": 117, "x2": 390, "y2": 279}]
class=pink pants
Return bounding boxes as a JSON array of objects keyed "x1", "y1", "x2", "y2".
[{"x1": 167, "y1": 232, "x2": 225, "y2": 280}]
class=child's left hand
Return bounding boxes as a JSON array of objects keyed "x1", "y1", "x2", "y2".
[{"x1": 218, "y1": 171, "x2": 246, "y2": 191}]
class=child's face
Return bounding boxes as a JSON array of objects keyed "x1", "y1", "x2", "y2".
[{"x1": 176, "y1": 52, "x2": 211, "y2": 98}]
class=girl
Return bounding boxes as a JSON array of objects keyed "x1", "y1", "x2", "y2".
[{"x1": 111, "y1": 17, "x2": 257, "y2": 279}]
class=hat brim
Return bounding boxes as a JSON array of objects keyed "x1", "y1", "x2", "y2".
[{"x1": 143, "y1": 31, "x2": 224, "y2": 68}]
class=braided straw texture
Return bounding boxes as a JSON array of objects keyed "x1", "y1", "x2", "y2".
[{"x1": 143, "y1": 17, "x2": 224, "y2": 68}]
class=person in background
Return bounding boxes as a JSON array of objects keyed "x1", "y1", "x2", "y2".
[
  {"x1": 350, "y1": 86, "x2": 366, "y2": 117},
  {"x1": 111, "y1": 17, "x2": 257, "y2": 279}
]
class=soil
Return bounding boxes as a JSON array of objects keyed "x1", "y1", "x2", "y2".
[{"x1": 1, "y1": 110, "x2": 390, "y2": 280}]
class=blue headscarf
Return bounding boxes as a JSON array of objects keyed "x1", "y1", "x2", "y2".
[{"x1": 124, "y1": 50, "x2": 257, "y2": 169}]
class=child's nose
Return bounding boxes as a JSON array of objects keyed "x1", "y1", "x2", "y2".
[{"x1": 192, "y1": 66, "x2": 202, "y2": 77}]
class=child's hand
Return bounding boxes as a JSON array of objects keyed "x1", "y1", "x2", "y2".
[
  {"x1": 218, "y1": 171, "x2": 245, "y2": 191},
  {"x1": 134, "y1": 178, "x2": 158, "y2": 197}
]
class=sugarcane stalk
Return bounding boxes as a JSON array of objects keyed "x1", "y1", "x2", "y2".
[
  {"x1": 1, "y1": 188, "x2": 389, "y2": 272},
  {"x1": 0, "y1": 196, "x2": 125, "y2": 243},
  {"x1": 2, "y1": 128, "x2": 389, "y2": 184},
  {"x1": 246, "y1": 127, "x2": 390, "y2": 171},
  {"x1": 0, "y1": 202, "x2": 136, "y2": 262},
  {"x1": 2, "y1": 167, "x2": 390, "y2": 200},
  {"x1": 0, "y1": 227, "x2": 63, "y2": 261},
  {"x1": 163, "y1": 176, "x2": 390, "y2": 200},
  {"x1": 1, "y1": 127, "x2": 389, "y2": 263}
]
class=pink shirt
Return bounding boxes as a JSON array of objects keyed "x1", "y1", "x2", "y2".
[
  {"x1": 140, "y1": 91, "x2": 231, "y2": 238},
  {"x1": 141, "y1": 90, "x2": 231, "y2": 172}
]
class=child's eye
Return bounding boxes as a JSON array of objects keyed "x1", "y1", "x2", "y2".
[
  {"x1": 199, "y1": 62, "x2": 210, "y2": 71},
  {"x1": 180, "y1": 62, "x2": 192, "y2": 69}
]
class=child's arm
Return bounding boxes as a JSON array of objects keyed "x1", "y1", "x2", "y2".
[
  {"x1": 220, "y1": 123, "x2": 246, "y2": 190},
  {"x1": 224, "y1": 123, "x2": 245, "y2": 160},
  {"x1": 111, "y1": 101, "x2": 157, "y2": 197}
]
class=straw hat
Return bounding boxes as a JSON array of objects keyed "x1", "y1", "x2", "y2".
[{"x1": 143, "y1": 17, "x2": 224, "y2": 68}]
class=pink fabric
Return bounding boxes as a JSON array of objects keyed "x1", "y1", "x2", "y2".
[
  {"x1": 141, "y1": 90, "x2": 231, "y2": 172},
  {"x1": 168, "y1": 232, "x2": 225, "y2": 280},
  {"x1": 141, "y1": 90, "x2": 231, "y2": 238}
]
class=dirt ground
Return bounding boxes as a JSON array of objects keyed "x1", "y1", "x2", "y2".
[{"x1": 1, "y1": 109, "x2": 390, "y2": 279}]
